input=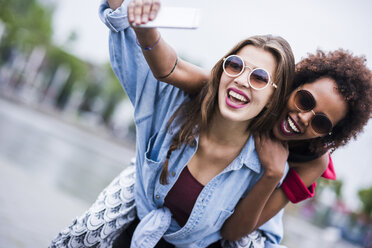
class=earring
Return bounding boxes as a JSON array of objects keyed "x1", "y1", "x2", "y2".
[{"x1": 328, "y1": 132, "x2": 332, "y2": 135}]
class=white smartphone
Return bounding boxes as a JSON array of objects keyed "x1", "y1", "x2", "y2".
[{"x1": 135, "y1": 6, "x2": 201, "y2": 29}]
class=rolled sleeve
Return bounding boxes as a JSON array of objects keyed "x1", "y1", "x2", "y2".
[{"x1": 99, "y1": 0, "x2": 131, "y2": 32}]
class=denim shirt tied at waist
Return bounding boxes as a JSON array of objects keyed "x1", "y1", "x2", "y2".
[{"x1": 99, "y1": 1, "x2": 288, "y2": 247}]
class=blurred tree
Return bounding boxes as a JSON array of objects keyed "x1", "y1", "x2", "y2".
[
  {"x1": 317, "y1": 178, "x2": 343, "y2": 199},
  {"x1": 45, "y1": 46, "x2": 89, "y2": 109},
  {"x1": 100, "y1": 63, "x2": 126, "y2": 124},
  {"x1": 358, "y1": 186, "x2": 372, "y2": 217},
  {"x1": 0, "y1": 0, "x2": 125, "y2": 125},
  {"x1": 332, "y1": 179, "x2": 343, "y2": 200},
  {"x1": 0, "y1": 0, "x2": 53, "y2": 63}
]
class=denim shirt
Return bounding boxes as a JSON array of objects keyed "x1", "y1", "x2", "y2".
[{"x1": 99, "y1": 1, "x2": 288, "y2": 247}]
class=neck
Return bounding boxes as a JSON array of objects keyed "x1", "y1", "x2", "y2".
[{"x1": 202, "y1": 110, "x2": 251, "y2": 147}]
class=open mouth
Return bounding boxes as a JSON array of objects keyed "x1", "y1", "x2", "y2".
[
  {"x1": 280, "y1": 114, "x2": 301, "y2": 136},
  {"x1": 225, "y1": 88, "x2": 250, "y2": 109}
]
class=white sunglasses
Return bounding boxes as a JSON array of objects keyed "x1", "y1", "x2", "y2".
[{"x1": 223, "y1": 55, "x2": 277, "y2": 90}]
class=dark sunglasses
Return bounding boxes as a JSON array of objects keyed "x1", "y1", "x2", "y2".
[
  {"x1": 222, "y1": 55, "x2": 277, "y2": 90},
  {"x1": 294, "y1": 89, "x2": 333, "y2": 135}
]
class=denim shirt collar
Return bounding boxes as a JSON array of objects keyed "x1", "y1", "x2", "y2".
[
  {"x1": 193, "y1": 134, "x2": 261, "y2": 174},
  {"x1": 231, "y1": 134, "x2": 261, "y2": 173}
]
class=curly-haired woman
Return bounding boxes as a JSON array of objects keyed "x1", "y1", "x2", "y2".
[{"x1": 220, "y1": 49, "x2": 372, "y2": 241}]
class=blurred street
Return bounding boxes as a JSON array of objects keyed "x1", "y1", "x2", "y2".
[
  {"x1": 0, "y1": 96, "x2": 135, "y2": 247},
  {"x1": 0, "y1": 97, "x2": 362, "y2": 248}
]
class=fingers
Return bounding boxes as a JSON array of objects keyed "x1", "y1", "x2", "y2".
[
  {"x1": 141, "y1": 0, "x2": 151, "y2": 23},
  {"x1": 127, "y1": 0, "x2": 136, "y2": 24},
  {"x1": 254, "y1": 131, "x2": 289, "y2": 154},
  {"x1": 133, "y1": 0, "x2": 143, "y2": 25},
  {"x1": 253, "y1": 132, "x2": 260, "y2": 143},
  {"x1": 149, "y1": 0, "x2": 160, "y2": 20},
  {"x1": 128, "y1": 0, "x2": 161, "y2": 26}
]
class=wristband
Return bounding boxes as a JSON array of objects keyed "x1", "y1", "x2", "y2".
[
  {"x1": 136, "y1": 33, "x2": 161, "y2": 51},
  {"x1": 281, "y1": 168, "x2": 316, "y2": 203}
]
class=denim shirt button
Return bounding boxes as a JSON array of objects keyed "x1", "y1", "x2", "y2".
[
  {"x1": 156, "y1": 195, "x2": 160, "y2": 200},
  {"x1": 171, "y1": 171, "x2": 176, "y2": 177},
  {"x1": 190, "y1": 140, "x2": 196, "y2": 147}
]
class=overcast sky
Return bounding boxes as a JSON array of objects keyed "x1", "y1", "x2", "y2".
[
  {"x1": 52, "y1": 0, "x2": 372, "y2": 69},
  {"x1": 51, "y1": 0, "x2": 372, "y2": 210}
]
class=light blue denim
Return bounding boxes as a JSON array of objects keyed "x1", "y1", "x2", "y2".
[{"x1": 99, "y1": 1, "x2": 288, "y2": 247}]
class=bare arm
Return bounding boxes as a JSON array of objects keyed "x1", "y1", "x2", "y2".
[
  {"x1": 132, "y1": 28, "x2": 209, "y2": 94},
  {"x1": 253, "y1": 153, "x2": 328, "y2": 228},
  {"x1": 220, "y1": 133, "x2": 288, "y2": 240},
  {"x1": 221, "y1": 135, "x2": 329, "y2": 241},
  {"x1": 107, "y1": 0, "x2": 124, "y2": 10},
  {"x1": 123, "y1": 0, "x2": 209, "y2": 94},
  {"x1": 221, "y1": 172, "x2": 282, "y2": 241}
]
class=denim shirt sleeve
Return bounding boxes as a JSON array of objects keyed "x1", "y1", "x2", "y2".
[
  {"x1": 99, "y1": 0, "x2": 187, "y2": 132},
  {"x1": 99, "y1": 0, "x2": 131, "y2": 32},
  {"x1": 99, "y1": 0, "x2": 150, "y2": 109}
]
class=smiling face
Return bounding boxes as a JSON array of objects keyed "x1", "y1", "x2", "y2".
[
  {"x1": 217, "y1": 45, "x2": 277, "y2": 125},
  {"x1": 273, "y1": 77, "x2": 348, "y2": 141}
]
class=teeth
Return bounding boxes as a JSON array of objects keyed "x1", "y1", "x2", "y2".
[
  {"x1": 283, "y1": 122, "x2": 291, "y2": 133},
  {"x1": 287, "y1": 116, "x2": 300, "y2": 133},
  {"x1": 229, "y1": 91, "x2": 247, "y2": 102}
]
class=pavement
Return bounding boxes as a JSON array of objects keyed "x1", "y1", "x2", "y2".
[{"x1": 0, "y1": 156, "x2": 89, "y2": 248}]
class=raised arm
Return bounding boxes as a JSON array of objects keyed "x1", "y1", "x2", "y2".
[
  {"x1": 221, "y1": 135, "x2": 328, "y2": 241},
  {"x1": 107, "y1": 0, "x2": 124, "y2": 10},
  {"x1": 127, "y1": 0, "x2": 209, "y2": 94}
]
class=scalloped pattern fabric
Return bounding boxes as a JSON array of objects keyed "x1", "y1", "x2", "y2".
[
  {"x1": 221, "y1": 231, "x2": 266, "y2": 248},
  {"x1": 49, "y1": 162, "x2": 136, "y2": 248}
]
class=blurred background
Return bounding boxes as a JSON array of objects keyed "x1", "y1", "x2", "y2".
[{"x1": 0, "y1": 0, "x2": 371, "y2": 247}]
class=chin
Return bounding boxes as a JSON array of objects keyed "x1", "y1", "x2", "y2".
[{"x1": 272, "y1": 124, "x2": 287, "y2": 141}]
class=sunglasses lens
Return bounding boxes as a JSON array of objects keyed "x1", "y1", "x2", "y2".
[
  {"x1": 223, "y1": 56, "x2": 244, "y2": 76},
  {"x1": 312, "y1": 114, "x2": 333, "y2": 134},
  {"x1": 295, "y1": 90, "x2": 316, "y2": 111},
  {"x1": 249, "y1": 69, "x2": 270, "y2": 89}
]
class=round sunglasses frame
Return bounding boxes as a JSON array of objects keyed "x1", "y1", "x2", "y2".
[
  {"x1": 294, "y1": 89, "x2": 333, "y2": 135},
  {"x1": 222, "y1": 55, "x2": 278, "y2": 90}
]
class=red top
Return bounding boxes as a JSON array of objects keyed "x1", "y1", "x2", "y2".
[
  {"x1": 164, "y1": 166, "x2": 204, "y2": 227},
  {"x1": 321, "y1": 154, "x2": 336, "y2": 180},
  {"x1": 281, "y1": 153, "x2": 336, "y2": 203}
]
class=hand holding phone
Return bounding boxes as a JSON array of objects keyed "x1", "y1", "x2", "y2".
[
  {"x1": 128, "y1": 0, "x2": 201, "y2": 30},
  {"x1": 135, "y1": 6, "x2": 201, "y2": 29}
]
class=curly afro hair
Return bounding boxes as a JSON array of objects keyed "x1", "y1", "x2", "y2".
[{"x1": 294, "y1": 49, "x2": 372, "y2": 153}]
